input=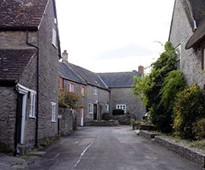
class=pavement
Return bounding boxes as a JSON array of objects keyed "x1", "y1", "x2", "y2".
[{"x1": 0, "y1": 126, "x2": 203, "y2": 170}]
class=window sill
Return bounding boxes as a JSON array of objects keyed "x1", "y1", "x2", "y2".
[
  {"x1": 51, "y1": 120, "x2": 57, "y2": 123},
  {"x1": 29, "y1": 115, "x2": 36, "y2": 119}
]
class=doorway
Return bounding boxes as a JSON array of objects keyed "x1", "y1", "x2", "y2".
[{"x1": 94, "y1": 104, "x2": 97, "y2": 120}]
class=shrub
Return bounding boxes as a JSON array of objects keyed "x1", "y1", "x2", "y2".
[
  {"x1": 58, "y1": 90, "x2": 81, "y2": 109},
  {"x1": 0, "y1": 142, "x2": 14, "y2": 154},
  {"x1": 193, "y1": 118, "x2": 205, "y2": 140},
  {"x1": 173, "y1": 84, "x2": 205, "y2": 139},
  {"x1": 102, "y1": 112, "x2": 112, "y2": 120},
  {"x1": 112, "y1": 109, "x2": 124, "y2": 115}
]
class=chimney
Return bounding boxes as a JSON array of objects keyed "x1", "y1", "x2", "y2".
[
  {"x1": 138, "y1": 65, "x2": 144, "y2": 75},
  {"x1": 62, "y1": 50, "x2": 68, "y2": 62}
]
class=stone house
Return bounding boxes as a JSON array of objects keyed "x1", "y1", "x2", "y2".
[
  {"x1": 169, "y1": 0, "x2": 205, "y2": 88},
  {"x1": 0, "y1": 0, "x2": 61, "y2": 154},
  {"x1": 59, "y1": 52, "x2": 145, "y2": 123},
  {"x1": 98, "y1": 66, "x2": 145, "y2": 120}
]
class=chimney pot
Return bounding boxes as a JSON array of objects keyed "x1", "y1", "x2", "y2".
[
  {"x1": 62, "y1": 50, "x2": 68, "y2": 62},
  {"x1": 138, "y1": 65, "x2": 144, "y2": 75}
]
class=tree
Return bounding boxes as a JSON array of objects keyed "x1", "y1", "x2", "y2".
[{"x1": 58, "y1": 90, "x2": 82, "y2": 109}]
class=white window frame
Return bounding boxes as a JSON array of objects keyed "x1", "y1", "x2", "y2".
[
  {"x1": 29, "y1": 92, "x2": 36, "y2": 118},
  {"x1": 52, "y1": 29, "x2": 57, "y2": 48},
  {"x1": 69, "y1": 83, "x2": 75, "y2": 92},
  {"x1": 81, "y1": 86, "x2": 85, "y2": 96},
  {"x1": 116, "y1": 104, "x2": 126, "y2": 113},
  {"x1": 88, "y1": 103, "x2": 93, "y2": 114},
  {"x1": 94, "y1": 87, "x2": 98, "y2": 95},
  {"x1": 175, "y1": 44, "x2": 181, "y2": 69},
  {"x1": 106, "y1": 104, "x2": 109, "y2": 113},
  {"x1": 51, "y1": 102, "x2": 57, "y2": 122}
]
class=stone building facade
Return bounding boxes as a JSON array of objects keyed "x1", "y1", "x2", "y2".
[
  {"x1": 0, "y1": 0, "x2": 60, "y2": 154},
  {"x1": 169, "y1": 0, "x2": 205, "y2": 88}
]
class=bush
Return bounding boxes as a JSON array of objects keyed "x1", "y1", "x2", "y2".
[
  {"x1": 112, "y1": 109, "x2": 124, "y2": 115},
  {"x1": 193, "y1": 118, "x2": 205, "y2": 140},
  {"x1": 173, "y1": 84, "x2": 205, "y2": 139},
  {"x1": 102, "y1": 112, "x2": 112, "y2": 120}
]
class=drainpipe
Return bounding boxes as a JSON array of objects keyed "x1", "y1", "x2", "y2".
[{"x1": 26, "y1": 31, "x2": 39, "y2": 148}]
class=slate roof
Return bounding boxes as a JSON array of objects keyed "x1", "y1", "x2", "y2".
[
  {"x1": 0, "y1": 49, "x2": 36, "y2": 81},
  {"x1": 58, "y1": 62, "x2": 86, "y2": 85},
  {"x1": 183, "y1": 0, "x2": 205, "y2": 48},
  {"x1": 0, "y1": 0, "x2": 49, "y2": 30},
  {"x1": 98, "y1": 71, "x2": 140, "y2": 88},
  {"x1": 68, "y1": 63, "x2": 109, "y2": 90}
]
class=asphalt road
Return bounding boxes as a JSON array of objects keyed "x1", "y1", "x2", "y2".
[{"x1": 27, "y1": 126, "x2": 202, "y2": 170}]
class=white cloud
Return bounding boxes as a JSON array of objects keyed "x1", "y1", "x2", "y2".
[{"x1": 56, "y1": 0, "x2": 175, "y2": 72}]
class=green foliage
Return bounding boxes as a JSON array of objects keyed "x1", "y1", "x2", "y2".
[
  {"x1": 40, "y1": 137, "x2": 51, "y2": 147},
  {"x1": 58, "y1": 90, "x2": 82, "y2": 109},
  {"x1": 133, "y1": 41, "x2": 177, "y2": 132},
  {"x1": 193, "y1": 118, "x2": 205, "y2": 140},
  {"x1": 173, "y1": 84, "x2": 205, "y2": 139},
  {"x1": 158, "y1": 70, "x2": 186, "y2": 132}
]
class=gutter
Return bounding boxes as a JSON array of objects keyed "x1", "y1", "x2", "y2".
[{"x1": 26, "y1": 31, "x2": 39, "y2": 148}]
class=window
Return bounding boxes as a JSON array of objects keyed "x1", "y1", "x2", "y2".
[
  {"x1": 106, "y1": 104, "x2": 109, "y2": 112},
  {"x1": 51, "y1": 102, "x2": 56, "y2": 122},
  {"x1": 116, "y1": 104, "x2": 126, "y2": 113},
  {"x1": 29, "y1": 92, "x2": 36, "y2": 118},
  {"x1": 94, "y1": 87, "x2": 98, "y2": 95},
  {"x1": 88, "y1": 103, "x2": 93, "y2": 114},
  {"x1": 175, "y1": 44, "x2": 181, "y2": 69},
  {"x1": 202, "y1": 48, "x2": 205, "y2": 70},
  {"x1": 81, "y1": 86, "x2": 85, "y2": 96},
  {"x1": 52, "y1": 29, "x2": 57, "y2": 47},
  {"x1": 69, "y1": 83, "x2": 75, "y2": 92}
]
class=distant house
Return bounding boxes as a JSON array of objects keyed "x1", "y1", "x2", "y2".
[
  {"x1": 0, "y1": 0, "x2": 61, "y2": 155},
  {"x1": 99, "y1": 66, "x2": 145, "y2": 120},
  {"x1": 59, "y1": 51, "x2": 87, "y2": 126},
  {"x1": 59, "y1": 51, "x2": 145, "y2": 123},
  {"x1": 169, "y1": 0, "x2": 205, "y2": 87}
]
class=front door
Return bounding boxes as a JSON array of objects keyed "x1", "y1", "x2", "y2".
[{"x1": 94, "y1": 104, "x2": 97, "y2": 120}]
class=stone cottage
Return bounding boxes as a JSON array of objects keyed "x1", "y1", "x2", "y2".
[
  {"x1": 59, "y1": 52, "x2": 145, "y2": 124},
  {"x1": 169, "y1": 0, "x2": 205, "y2": 88},
  {"x1": 0, "y1": 0, "x2": 61, "y2": 155},
  {"x1": 98, "y1": 66, "x2": 145, "y2": 120}
]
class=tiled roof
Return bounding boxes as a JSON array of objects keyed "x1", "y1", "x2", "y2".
[
  {"x1": 184, "y1": 0, "x2": 205, "y2": 48},
  {"x1": 0, "y1": 0, "x2": 49, "y2": 30},
  {"x1": 0, "y1": 49, "x2": 36, "y2": 81},
  {"x1": 58, "y1": 62, "x2": 86, "y2": 85},
  {"x1": 98, "y1": 71, "x2": 140, "y2": 88},
  {"x1": 68, "y1": 63, "x2": 108, "y2": 90}
]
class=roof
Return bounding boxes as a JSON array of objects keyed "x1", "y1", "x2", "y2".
[
  {"x1": 0, "y1": 49, "x2": 36, "y2": 81},
  {"x1": 98, "y1": 71, "x2": 140, "y2": 88},
  {"x1": 58, "y1": 62, "x2": 86, "y2": 85},
  {"x1": 0, "y1": 0, "x2": 49, "y2": 30},
  {"x1": 68, "y1": 63, "x2": 109, "y2": 90},
  {"x1": 183, "y1": 0, "x2": 205, "y2": 48}
]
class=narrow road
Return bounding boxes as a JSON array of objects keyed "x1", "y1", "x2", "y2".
[{"x1": 27, "y1": 126, "x2": 201, "y2": 170}]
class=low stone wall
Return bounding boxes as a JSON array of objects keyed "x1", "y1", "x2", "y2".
[
  {"x1": 155, "y1": 136, "x2": 205, "y2": 168},
  {"x1": 138, "y1": 130, "x2": 158, "y2": 139},
  {"x1": 85, "y1": 120, "x2": 119, "y2": 126},
  {"x1": 58, "y1": 108, "x2": 73, "y2": 136}
]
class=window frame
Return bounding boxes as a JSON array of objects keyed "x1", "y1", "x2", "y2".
[
  {"x1": 51, "y1": 102, "x2": 57, "y2": 122},
  {"x1": 94, "y1": 87, "x2": 98, "y2": 95},
  {"x1": 52, "y1": 29, "x2": 57, "y2": 48},
  {"x1": 116, "y1": 104, "x2": 126, "y2": 113},
  {"x1": 29, "y1": 92, "x2": 36, "y2": 118},
  {"x1": 88, "y1": 103, "x2": 93, "y2": 114},
  {"x1": 175, "y1": 44, "x2": 181, "y2": 70},
  {"x1": 69, "y1": 83, "x2": 75, "y2": 92},
  {"x1": 81, "y1": 86, "x2": 85, "y2": 96}
]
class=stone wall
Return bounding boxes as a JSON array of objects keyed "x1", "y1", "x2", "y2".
[
  {"x1": 37, "y1": 0, "x2": 59, "y2": 140},
  {"x1": 0, "y1": 87, "x2": 17, "y2": 149},
  {"x1": 110, "y1": 88, "x2": 145, "y2": 120},
  {"x1": 169, "y1": 0, "x2": 205, "y2": 88},
  {"x1": 58, "y1": 108, "x2": 73, "y2": 136}
]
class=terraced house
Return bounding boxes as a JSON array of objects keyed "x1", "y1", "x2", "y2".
[
  {"x1": 59, "y1": 51, "x2": 145, "y2": 125},
  {"x1": 169, "y1": 0, "x2": 205, "y2": 88},
  {"x1": 0, "y1": 0, "x2": 61, "y2": 155}
]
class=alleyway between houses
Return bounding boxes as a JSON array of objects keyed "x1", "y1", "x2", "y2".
[{"x1": 26, "y1": 126, "x2": 201, "y2": 170}]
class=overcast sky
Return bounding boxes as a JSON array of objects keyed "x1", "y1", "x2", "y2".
[{"x1": 56, "y1": 0, "x2": 175, "y2": 73}]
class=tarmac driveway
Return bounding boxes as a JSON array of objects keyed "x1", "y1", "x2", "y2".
[{"x1": 27, "y1": 126, "x2": 201, "y2": 170}]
